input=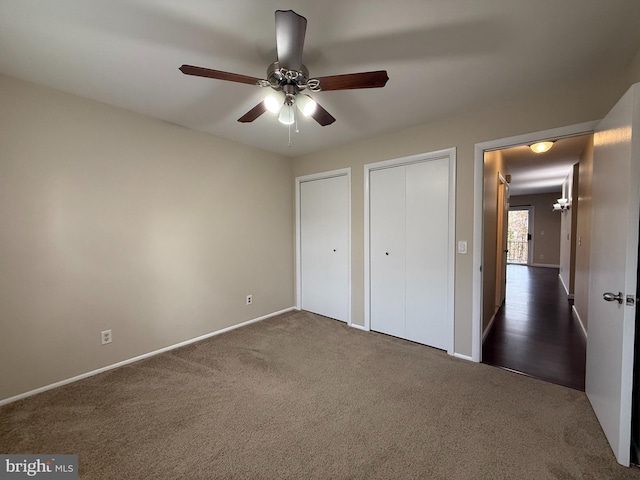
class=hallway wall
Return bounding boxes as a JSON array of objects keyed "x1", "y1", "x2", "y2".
[{"x1": 573, "y1": 137, "x2": 595, "y2": 334}]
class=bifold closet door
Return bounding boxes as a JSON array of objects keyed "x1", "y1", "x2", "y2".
[
  {"x1": 369, "y1": 158, "x2": 450, "y2": 349},
  {"x1": 300, "y1": 175, "x2": 349, "y2": 322},
  {"x1": 370, "y1": 166, "x2": 406, "y2": 338},
  {"x1": 404, "y1": 159, "x2": 449, "y2": 349}
]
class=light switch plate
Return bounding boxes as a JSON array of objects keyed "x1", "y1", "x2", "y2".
[{"x1": 457, "y1": 240, "x2": 468, "y2": 254}]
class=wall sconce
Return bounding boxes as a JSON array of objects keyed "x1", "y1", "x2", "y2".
[{"x1": 552, "y1": 198, "x2": 570, "y2": 212}]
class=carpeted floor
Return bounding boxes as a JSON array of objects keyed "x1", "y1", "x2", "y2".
[{"x1": 1, "y1": 310, "x2": 639, "y2": 479}]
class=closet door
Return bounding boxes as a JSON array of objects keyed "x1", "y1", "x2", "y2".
[
  {"x1": 369, "y1": 166, "x2": 406, "y2": 338},
  {"x1": 405, "y1": 159, "x2": 449, "y2": 349},
  {"x1": 368, "y1": 156, "x2": 451, "y2": 350},
  {"x1": 300, "y1": 175, "x2": 349, "y2": 321}
]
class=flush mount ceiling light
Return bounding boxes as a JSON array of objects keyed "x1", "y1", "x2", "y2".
[{"x1": 530, "y1": 141, "x2": 554, "y2": 153}]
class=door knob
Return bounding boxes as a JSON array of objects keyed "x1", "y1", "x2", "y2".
[{"x1": 603, "y1": 292, "x2": 624, "y2": 304}]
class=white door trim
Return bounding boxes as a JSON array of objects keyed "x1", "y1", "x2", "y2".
[
  {"x1": 295, "y1": 168, "x2": 352, "y2": 325},
  {"x1": 364, "y1": 148, "x2": 456, "y2": 355},
  {"x1": 472, "y1": 120, "x2": 599, "y2": 362}
]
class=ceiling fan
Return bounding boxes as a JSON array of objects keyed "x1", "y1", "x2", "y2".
[{"x1": 179, "y1": 9, "x2": 389, "y2": 127}]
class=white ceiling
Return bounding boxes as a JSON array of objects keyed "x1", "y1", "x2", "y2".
[{"x1": 1, "y1": 1, "x2": 640, "y2": 157}]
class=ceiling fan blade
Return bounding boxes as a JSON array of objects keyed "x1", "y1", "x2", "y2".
[
  {"x1": 309, "y1": 101, "x2": 336, "y2": 126},
  {"x1": 238, "y1": 102, "x2": 267, "y2": 123},
  {"x1": 179, "y1": 65, "x2": 262, "y2": 86},
  {"x1": 275, "y1": 10, "x2": 307, "y2": 71},
  {"x1": 315, "y1": 71, "x2": 389, "y2": 91}
]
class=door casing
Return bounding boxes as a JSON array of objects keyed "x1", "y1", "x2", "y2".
[{"x1": 472, "y1": 121, "x2": 598, "y2": 362}]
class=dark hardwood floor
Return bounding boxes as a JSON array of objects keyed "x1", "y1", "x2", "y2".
[{"x1": 482, "y1": 264, "x2": 587, "y2": 391}]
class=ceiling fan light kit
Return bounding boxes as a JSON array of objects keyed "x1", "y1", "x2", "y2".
[
  {"x1": 296, "y1": 94, "x2": 317, "y2": 117},
  {"x1": 278, "y1": 105, "x2": 295, "y2": 125},
  {"x1": 179, "y1": 9, "x2": 389, "y2": 141},
  {"x1": 264, "y1": 91, "x2": 285, "y2": 113}
]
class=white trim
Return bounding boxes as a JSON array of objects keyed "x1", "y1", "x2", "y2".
[
  {"x1": 482, "y1": 311, "x2": 498, "y2": 342},
  {"x1": 295, "y1": 168, "x2": 352, "y2": 325},
  {"x1": 472, "y1": 120, "x2": 599, "y2": 363},
  {"x1": 531, "y1": 263, "x2": 560, "y2": 268},
  {"x1": 364, "y1": 147, "x2": 456, "y2": 356},
  {"x1": 572, "y1": 305, "x2": 588, "y2": 339},
  {"x1": 349, "y1": 323, "x2": 368, "y2": 332},
  {"x1": 559, "y1": 272, "x2": 569, "y2": 294},
  {"x1": 0, "y1": 307, "x2": 295, "y2": 406},
  {"x1": 559, "y1": 268, "x2": 575, "y2": 299},
  {"x1": 453, "y1": 352, "x2": 473, "y2": 362},
  {"x1": 495, "y1": 173, "x2": 509, "y2": 309}
]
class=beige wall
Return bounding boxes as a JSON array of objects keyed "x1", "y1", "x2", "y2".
[
  {"x1": 626, "y1": 45, "x2": 640, "y2": 86},
  {"x1": 293, "y1": 72, "x2": 631, "y2": 357},
  {"x1": 3, "y1": 52, "x2": 638, "y2": 401},
  {"x1": 482, "y1": 150, "x2": 508, "y2": 332},
  {"x1": 574, "y1": 137, "x2": 594, "y2": 332},
  {"x1": 509, "y1": 193, "x2": 562, "y2": 266},
  {"x1": 0, "y1": 75, "x2": 294, "y2": 401}
]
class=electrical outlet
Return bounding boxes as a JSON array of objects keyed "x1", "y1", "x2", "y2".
[
  {"x1": 246, "y1": 294, "x2": 253, "y2": 305},
  {"x1": 539, "y1": 254, "x2": 544, "y2": 260},
  {"x1": 101, "y1": 329, "x2": 112, "y2": 345}
]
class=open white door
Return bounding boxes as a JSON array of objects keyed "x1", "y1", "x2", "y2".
[{"x1": 586, "y1": 83, "x2": 640, "y2": 466}]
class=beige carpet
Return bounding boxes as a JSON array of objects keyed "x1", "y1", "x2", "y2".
[{"x1": 1, "y1": 310, "x2": 639, "y2": 479}]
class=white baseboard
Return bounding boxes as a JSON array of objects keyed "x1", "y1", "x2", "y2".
[
  {"x1": 0, "y1": 307, "x2": 296, "y2": 407},
  {"x1": 453, "y1": 352, "x2": 473, "y2": 362},
  {"x1": 558, "y1": 273, "x2": 571, "y2": 297},
  {"x1": 531, "y1": 263, "x2": 560, "y2": 268},
  {"x1": 572, "y1": 305, "x2": 588, "y2": 339},
  {"x1": 349, "y1": 323, "x2": 368, "y2": 331},
  {"x1": 482, "y1": 311, "x2": 498, "y2": 343}
]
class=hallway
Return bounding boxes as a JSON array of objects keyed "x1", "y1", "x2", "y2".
[{"x1": 482, "y1": 264, "x2": 587, "y2": 391}]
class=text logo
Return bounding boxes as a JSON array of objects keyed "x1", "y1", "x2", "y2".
[{"x1": 0, "y1": 455, "x2": 78, "y2": 479}]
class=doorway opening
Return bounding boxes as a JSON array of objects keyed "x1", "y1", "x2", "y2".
[
  {"x1": 507, "y1": 207, "x2": 532, "y2": 265},
  {"x1": 476, "y1": 129, "x2": 593, "y2": 391}
]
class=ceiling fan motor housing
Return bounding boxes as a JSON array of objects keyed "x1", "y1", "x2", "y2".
[{"x1": 266, "y1": 62, "x2": 319, "y2": 93}]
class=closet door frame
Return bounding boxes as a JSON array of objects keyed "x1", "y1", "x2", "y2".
[
  {"x1": 364, "y1": 148, "x2": 456, "y2": 355},
  {"x1": 295, "y1": 168, "x2": 352, "y2": 325}
]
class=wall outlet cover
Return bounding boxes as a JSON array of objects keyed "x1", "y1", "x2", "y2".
[{"x1": 101, "y1": 329, "x2": 112, "y2": 345}]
